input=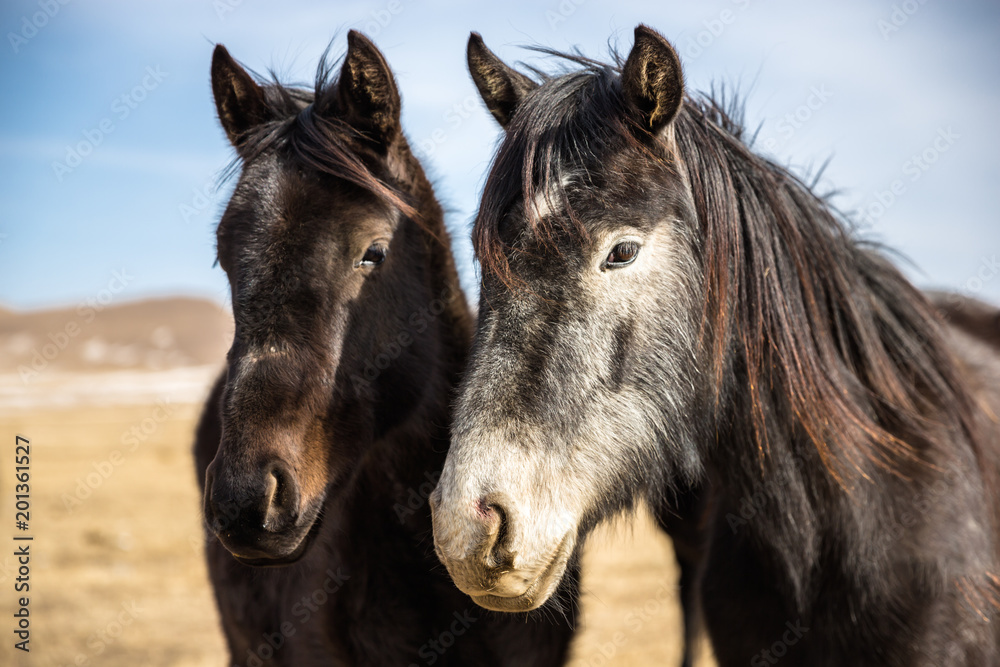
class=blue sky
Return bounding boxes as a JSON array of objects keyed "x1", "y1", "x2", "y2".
[{"x1": 1, "y1": 0, "x2": 998, "y2": 311}]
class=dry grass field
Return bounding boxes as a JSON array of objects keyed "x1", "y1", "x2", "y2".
[
  {"x1": 0, "y1": 403, "x2": 226, "y2": 667},
  {"x1": 0, "y1": 398, "x2": 716, "y2": 666},
  {"x1": 0, "y1": 297, "x2": 714, "y2": 667}
]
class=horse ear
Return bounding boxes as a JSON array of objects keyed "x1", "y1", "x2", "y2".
[
  {"x1": 467, "y1": 32, "x2": 538, "y2": 129},
  {"x1": 336, "y1": 30, "x2": 401, "y2": 146},
  {"x1": 211, "y1": 44, "x2": 271, "y2": 147},
  {"x1": 621, "y1": 25, "x2": 684, "y2": 135}
]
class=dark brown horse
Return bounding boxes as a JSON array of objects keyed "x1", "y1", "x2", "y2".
[
  {"x1": 193, "y1": 33, "x2": 577, "y2": 666},
  {"x1": 431, "y1": 26, "x2": 1000, "y2": 666}
]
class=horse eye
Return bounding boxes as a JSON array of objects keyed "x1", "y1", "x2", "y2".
[
  {"x1": 605, "y1": 241, "x2": 640, "y2": 268},
  {"x1": 359, "y1": 244, "x2": 387, "y2": 267}
]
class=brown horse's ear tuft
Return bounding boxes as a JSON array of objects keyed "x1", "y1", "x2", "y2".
[
  {"x1": 467, "y1": 32, "x2": 539, "y2": 129},
  {"x1": 211, "y1": 44, "x2": 271, "y2": 148},
  {"x1": 336, "y1": 30, "x2": 401, "y2": 147},
  {"x1": 621, "y1": 25, "x2": 684, "y2": 135}
]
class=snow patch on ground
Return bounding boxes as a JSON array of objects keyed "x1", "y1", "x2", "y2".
[{"x1": 0, "y1": 366, "x2": 221, "y2": 414}]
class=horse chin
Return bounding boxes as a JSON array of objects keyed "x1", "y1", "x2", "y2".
[
  {"x1": 465, "y1": 533, "x2": 575, "y2": 613},
  {"x1": 229, "y1": 499, "x2": 326, "y2": 568}
]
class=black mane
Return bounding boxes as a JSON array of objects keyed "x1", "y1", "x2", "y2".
[{"x1": 222, "y1": 51, "x2": 416, "y2": 218}]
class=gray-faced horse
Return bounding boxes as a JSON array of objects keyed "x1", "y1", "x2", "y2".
[
  {"x1": 431, "y1": 25, "x2": 1000, "y2": 666},
  {"x1": 194, "y1": 32, "x2": 578, "y2": 666}
]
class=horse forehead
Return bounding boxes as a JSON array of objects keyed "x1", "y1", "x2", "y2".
[
  {"x1": 529, "y1": 173, "x2": 576, "y2": 220},
  {"x1": 231, "y1": 177, "x2": 332, "y2": 254},
  {"x1": 238, "y1": 151, "x2": 329, "y2": 219},
  {"x1": 518, "y1": 159, "x2": 664, "y2": 231}
]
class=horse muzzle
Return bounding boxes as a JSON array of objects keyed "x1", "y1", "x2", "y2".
[
  {"x1": 203, "y1": 457, "x2": 320, "y2": 566},
  {"x1": 429, "y1": 488, "x2": 575, "y2": 612}
]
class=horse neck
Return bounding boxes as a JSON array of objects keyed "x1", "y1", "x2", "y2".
[
  {"x1": 336, "y1": 150, "x2": 471, "y2": 534},
  {"x1": 397, "y1": 142, "x2": 474, "y2": 377}
]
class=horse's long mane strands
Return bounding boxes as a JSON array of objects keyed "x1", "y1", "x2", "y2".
[
  {"x1": 675, "y1": 99, "x2": 981, "y2": 486},
  {"x1": 473, "y1": 52, "x2": 981, "y2": 486},
  {"x1": 474, "y1": 54, "x2": 659, "y2": 290},
  {"x1": 223, "y1": 51, "x2": 419, "y2": 221}
]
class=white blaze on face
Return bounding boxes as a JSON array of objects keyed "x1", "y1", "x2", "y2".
[{"x1": 529, "y1": 174, "x2": 575, "y2": 221}]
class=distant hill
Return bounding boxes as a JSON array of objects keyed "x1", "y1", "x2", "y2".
[{"x1": 0, "y1": 297, "x2": 233, "y2": 375}]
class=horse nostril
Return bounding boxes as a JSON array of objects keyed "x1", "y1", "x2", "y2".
[
  {"x1": 475, "y1": 496, "x2": 511, "y2": 566},
  {"x1": 262, "y1": 461, "x2": 300, "y2": 532},
  {"x1": 263, "y1": 469, "x2": 279, "y2": 509},
  {"x1": 474, "y1": 499, "x2": 499, "y2": 529}
]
